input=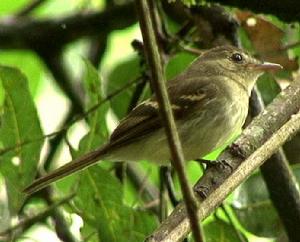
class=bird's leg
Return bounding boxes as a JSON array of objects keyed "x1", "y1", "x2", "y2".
[{"x1": 161, "y1": 166, "x2": 180, "y2": 206}]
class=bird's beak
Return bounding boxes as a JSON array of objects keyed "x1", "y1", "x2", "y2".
[{"x1": 248, "y1": 62, "x2": 283, "y2": 72}]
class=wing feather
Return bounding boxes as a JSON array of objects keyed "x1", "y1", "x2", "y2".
[{"x1": 109, "y1": 77, "x2": 218, "y2": 147}]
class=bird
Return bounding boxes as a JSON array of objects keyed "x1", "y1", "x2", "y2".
[{"x1": 24, "y1": 45, "x2": 282, "y2": 195}]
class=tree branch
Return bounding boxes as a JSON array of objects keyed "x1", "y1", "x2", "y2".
[
  {"x1": 135, "y1": 0, "x2": 203, "y2": 241},
  {"x1": 147, "y1": 77, "x2": 300, "y2": 241},
  {"x1": 250, "y1": 87, "x2": 300, "y2": 241},
  {"x1": 0, "y1": 1, "x2": 136, "y2": 50}
]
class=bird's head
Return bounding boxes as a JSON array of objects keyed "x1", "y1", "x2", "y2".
[{"x1": 191, "y1": 46, "x2": 282, "y2": 94}]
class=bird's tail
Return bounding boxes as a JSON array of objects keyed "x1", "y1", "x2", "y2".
[{"x1": 23, "y1": 144, "x2": 110, "y2": 195}]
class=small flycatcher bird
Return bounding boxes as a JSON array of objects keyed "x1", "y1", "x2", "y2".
[{"x1": 24, "y1": 46, "x2": 282, "y2": 194}]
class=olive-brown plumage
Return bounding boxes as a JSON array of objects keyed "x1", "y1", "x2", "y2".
[{"x1": 24, "y1": 46, "x2": 282, "y2": 194}]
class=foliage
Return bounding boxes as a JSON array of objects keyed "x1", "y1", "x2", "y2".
[
  {"x1": 0, "y1": 0, "x2": 299, "y2": 242},
  {"x1": 0, "y1": 66, "x2": 43, "y2": 214}
]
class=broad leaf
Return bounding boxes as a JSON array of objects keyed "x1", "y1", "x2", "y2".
[
  {"x1": 0, "y1": 66, "x2": 43, "y2": 214},
  {"x1": 55, "y1": 59, "x2": 109, "y2": 193},
  {"x1": 105, "y1": 55, "x2": 141, "y2": 119},
  {"x1": 231, "y1": 168, "x2": 294, "y2": 237},
  {"x1": 256, "y1": 73, "x2": 281, "y2": 105},
  {"x1": 74, "y1": 166, "x2": 157, "y2": 242},
  {"x1": 76, "y1": 59, "x2": 109, "y2": 155},
  {"x1": 203, "y1": 219, "x2": 245, "y2": 242},
  {"x1": 165, "y1": 51, "x2": 196, "y2": 80},
  {"x1": 232, "y1": 165, "x2": 300, "y2": 238}
]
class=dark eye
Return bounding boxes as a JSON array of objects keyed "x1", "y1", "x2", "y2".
[{"x1": 231, "y1": 53, "x2": 243, "y2": 63}]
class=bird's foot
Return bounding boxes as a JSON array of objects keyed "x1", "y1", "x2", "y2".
[
  {"x1": 229, "y1": 142, "x2": 246, "y2": 160},
  {"x1": 194, "y1": 185, "x2": 209, "y2": 199}
]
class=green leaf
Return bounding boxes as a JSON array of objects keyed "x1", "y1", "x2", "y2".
[
  {"x1": 77, "y1": 59, "x2": 109, "y2": 155},
  {"x1": 55, "y1": 60, "x2": 109, "y2": 193},
  {"x1": 165, "y1": 52, "x2": 197, "y2": 80},
  {"x1": 74, "y1": 166, "x2": 157, "y2": 242},
  {"x1": 257, "y1": 73, "x2": 281, "y2": 105},
  {"x1": 0, "y1": 174, "x2": 10, "y2": 231},
  {"x1": 0, "y1": 0, "x2": 28, "y2": 14},
  {"x1": 105, "y1": 55, "x2": 141, "y2": 119},
  {"x1": 231, "y1": 171, "x2": 284, "y2": 237},
  {"x1": 0, "y1": 50, "x2": 44, "y2": 97},
  {"x1": 0, "y1": 66, "x2": 43, "y2": 214},
  {"x1": 203, "y1": 219, "x2": 245, "y2": 242},
  {"x1": 232, "y1": 166, "x2": 300, "y2": 240}
]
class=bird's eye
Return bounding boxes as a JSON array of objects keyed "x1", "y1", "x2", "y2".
[{"x1": 231, "y1": 53, "x2": 243, "y2": 63}]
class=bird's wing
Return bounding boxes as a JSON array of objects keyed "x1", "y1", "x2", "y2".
[{"x1": 109, "y1": 77, "x2": 218, "y2": 147}]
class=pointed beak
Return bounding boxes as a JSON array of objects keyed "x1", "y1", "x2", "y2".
[{"x1": 249, "y1": 62, "x2": 283, "y2": 72}]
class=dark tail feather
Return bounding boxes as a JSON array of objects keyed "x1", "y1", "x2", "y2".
[{"x1": 23, "y1": 144, "x2": 110, "y2": 195}]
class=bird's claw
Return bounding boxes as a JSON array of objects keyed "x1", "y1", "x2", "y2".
[
  {"x1": 194, "y1": 185, "x2": 209, "y2": 199},
  {"x1": 230, "y1": 143, "x2": 246, "y2": 159}
]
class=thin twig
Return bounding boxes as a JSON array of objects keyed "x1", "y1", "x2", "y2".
[
  {"x1": 179, "y1": 44, "x2": 203, "y2": 55},
  {"x1": 163, "y1": 167, "x2": 179, "y2": 207},
  {"x1": 43, "y1": 107, "x2": 75, "y2": 171},
  {"x1": 0, "y1": 193, "x2": 75, "y2": 237},
  {"x1": 159, "y1": 167, "x2": 168, "y2": 222},
  {"x1": 135, "y1": 0, "x2": 203, "y2": 241},
  {"x1": 0, "y1": 2, "x2": 137, "y2": 50},
  {"x1": 281, "y1": 40, "x2": 300, "y2": 51}
]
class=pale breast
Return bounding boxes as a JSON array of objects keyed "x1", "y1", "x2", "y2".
[
  {"x1": 105, "y1": 80, "x2": 249, "y2": 164},
  {"x1": 177, "y1": 94, "x2": 248, "y2": 161}
]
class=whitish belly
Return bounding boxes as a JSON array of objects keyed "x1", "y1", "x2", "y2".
[{"x1": 106, "y1": 101, "x2": 248, "y2": 164}]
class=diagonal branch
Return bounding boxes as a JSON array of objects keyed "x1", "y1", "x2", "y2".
[
  {"x1": 147, "y1": 77, "x2": 300, "y2": 241},
  {"x1": 250, "y1": 87, "x2": 300, "y2": 241}
]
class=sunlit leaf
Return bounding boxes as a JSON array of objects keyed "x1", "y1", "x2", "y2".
[
  {"x1": 56, "y1": 59, "x2": 109, "y2": 193},
  {"x1": 0, "y1": 66, "x2": 43, "y2": 214},
  {"x1": 105, "y1": 55, "x2": 141, "y2": 119},
  {"x1": 257, "y1": 73, "x2": 281, "y2": 105},
  {"x1": 203, "y1": 219, "x2": 245, "y2": 242},
  {"x1": 0, "y1": 0, "x2": 28, "y2": 14},
  {"x1": 76, "y1": 59, "x2": 109, "y2": 155},
  {"x1": 165, "y1": 51, "x2": 196, "y2": 80}
]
